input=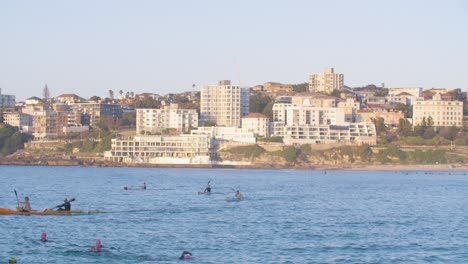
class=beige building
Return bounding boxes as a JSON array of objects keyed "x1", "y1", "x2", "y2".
[
  {"x1": 3, "y1": 112, "x2": 32, "y2": 133},
  {"x1": 337, "y1": 98, "x2": 360, "y2": 122},
  {"x1": 292, "y1": 92, "x2": 337, "y2": 107},
  {"x1": 72, "y1": 102, "x2": 122, "y2": 128},
  {"x1": 241, "y1": 113, "x2": 270, "y2": 137},
  {"x1": 200, "y1": 80, "x2": 250, "y2": 127},
  {"x1": 55, "y1": 94, "x2": 85, "y2": 105},
  {"x1": 412, "y1": 93, "x2": 464, "y2": 127},
  {"x1": 105, "y1": 134, "x2": 213, "y2": 164},
  {"x1": 136, "y1": 104, "x2": 198, "y2": 135},
  {"x1": 32, "y1": 110, "x2": 58, "y2": 138},
  {"x1": 309, "y1": 67, "x2": 344, "y2": 94}
]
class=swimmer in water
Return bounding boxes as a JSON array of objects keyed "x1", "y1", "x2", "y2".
[
  {"x1": 179, "y1": 251, "x2": 192, "y2": 260},
  {"x1": 41, "y1": 232, "x2": 47, "y2": 242},
  {"x1": 91, "y1": 239, "x2": 102, "y2": 252}
]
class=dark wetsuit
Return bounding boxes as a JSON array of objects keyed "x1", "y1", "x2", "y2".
[
  {"x1": 58, "y1": 201, "x2": 71, "y2": 211},
  {"x1": 205, "y1": 186, "x2": 211, "y2": 193}
]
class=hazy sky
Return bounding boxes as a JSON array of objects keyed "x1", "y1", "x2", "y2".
[{"x1": 1, "y1": 0, "x2": 467, "y2": 101}]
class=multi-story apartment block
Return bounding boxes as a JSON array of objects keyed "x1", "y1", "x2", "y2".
[
  {"x1": 412, "y1": 93, "x2": 464, "y2": 127},
  {"x1": 136, "y1": 104, "x2": 198, "y2": 135},
  {"x1": 32, "y1": 110, "x2": 58, "y2": 138},
  {"x1": 0, "y1": 88, "x2": 16, "y2": 109},
  {"x1": 272, "y1": 102, "x2": 346, "y2": 137},
  {"x1": 2, "y1": 112, "x2": 33, "y2": 133},
  {"x1": 241, "y1": 113, "x2": 270, "y2": 137},
  {"x1": 105, "y1": 134, "x2": 213, "y2": 164},
  {"x1": 25, "y1": 96, "x2": 43, "y2": 106},
  {"x1": 72, "y1": 102, "x2": 122, "y2": 128},
  {"x1": 309, "y1": 67, "x2": 344, "y2": 94},
  {"x1": 200, "y1": 80, "x2": 249, "y2": 127}
]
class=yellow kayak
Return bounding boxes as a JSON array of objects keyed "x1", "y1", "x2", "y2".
[{"x1": 0, "y1": 207, "x2": 102, "y2": 215}]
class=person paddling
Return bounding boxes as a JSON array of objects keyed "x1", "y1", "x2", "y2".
[
  {"x1": 204, "y1": 182, "x2": 211, "y2": 193},
  {"x1": 179, "y1": 251, "x2": 192, "y2": 260},
  {"x1": 18, "y1": 196, "x2": 32, "y2": 212},
  {"x1": 57, "y1": 198, "x2": 71, "y2": 211},
  {"x1": 235, "y1": 190, "x2": 244, "y2": 200},
  {"x1": 142, "y1": 182, "x2": 147, "y2": 190}
]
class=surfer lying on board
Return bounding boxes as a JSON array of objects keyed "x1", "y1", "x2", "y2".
[
  {"x1": 57, "y1": 198, "x2": 71, "y2": 211},
  {"x1": 18, "y1": 196, "x2": 32, "y2": 212}
]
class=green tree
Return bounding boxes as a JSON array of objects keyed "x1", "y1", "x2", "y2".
[
  {"x1": 262, "y1": 102, "x2": 274, "y2": 120},
  {"x1": 371, "y1": 117, "x2": 387, "y2": 136},
  {"x1": 397, "y1": 118, "x2": 413, "y2": 137},
  {"x1": 250, "y1": 93, "x2": 272, "y2": 113},
  {"x1": 89, "y1": 96, "x2": 101, "y2": 102}
]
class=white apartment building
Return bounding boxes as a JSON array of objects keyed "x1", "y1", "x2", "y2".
[
  {"x1": 309, "y1": 67, "x2": 344, "y2": 94},
  {"x1": 282, "y1": 123, "x2": 377, "y2": 146},
  {"x1": 191, "y1": 126, "x2": 256, "y2": 143},
  {"x1": 136, "y1": 104, "x2": 198, "y2": 135},
  {"x1": 105, "y1": 134, "x2": 213, "y2": 164},
  {"x1": 388, "y1": 87, "x2": 422, "y2": 97},
  {"x1": 272, "y1": 103, "x2": 345, "y2": 137},
  {"x1": 412, "y1": 93, "x2": 464, "y2": 127},
  {"x1": 200, "y1": 80, "x2": 250, "y2": 127},
  {"x1": 0, "y1": 88, "x2": 16, "y2": 108},
  {"x1": 241, "y1": 113, "x2": 270, "y2": 137}
]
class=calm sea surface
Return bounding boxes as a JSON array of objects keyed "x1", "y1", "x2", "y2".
[{"x1": 0, "y1": 166, "x2": 467, "y2": 263}]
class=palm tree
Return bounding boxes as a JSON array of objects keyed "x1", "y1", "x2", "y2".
[{"x1": 108, "y1": 90, "x2": 114, "y2": 100}]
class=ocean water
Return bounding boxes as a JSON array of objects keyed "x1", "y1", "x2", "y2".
[{"x1": 0, "y1": 166, "x2": 467, "y2": 264}]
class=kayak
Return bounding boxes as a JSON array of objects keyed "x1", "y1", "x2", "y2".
[
  {"x1": 225, "y1": 197, "x2": 243, "y2": 202},
  {"x1": 0, "y1": 208, "x2": 103, "y2": 216},
  {"x1": 198, "y1": 191, "x2": 211, "y2": 195}
]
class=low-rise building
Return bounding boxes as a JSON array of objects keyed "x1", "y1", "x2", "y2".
[
  {"x1": 241, "y1": 113, "x2": 270, "y2": 137},
  {"x1": 388, "y1": 87, "x2": 422, "y2": 97},
  {"x1": 191, "y1": 126, "x2": 256, "y2": 143},
  {"x1": 2, "y1": 112, "x2": 33, "y2": 133},
  {"x1": 105, "y1": 134, "x2": 213, "y2": 164},
  {"x1": 282, "y1": 123, "x2": 376, "y2": 145}
]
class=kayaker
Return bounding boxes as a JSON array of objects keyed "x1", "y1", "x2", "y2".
[
  {"x1": 142, "y1": 182, "x2": 147, "y2": 190},
  {"x1": 9, "y1": 256, "x2": 16, "y2": 264},
  {"x1": 57, "y1": 198, "x2": 71, "y2": 211},
  {"x1": 18, "y1": 196, "x2": 32, "y2": 212},
  {"x1": 235, "y1": 190, "x2": 243, "y2": 200},
  {"x1": 204, "y1": 182, "x2": 211, "y2": 193},
  {"x1": 179, "y1": 251, "x2": 192, "y2": 260}
]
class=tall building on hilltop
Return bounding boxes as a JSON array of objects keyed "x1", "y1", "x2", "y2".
[
  {"x1": 309, "y1": 67, "x2": 344, "y2": 94},
  {"x1": 200, "y1": 80, "x2": 250, "y2": 127}
]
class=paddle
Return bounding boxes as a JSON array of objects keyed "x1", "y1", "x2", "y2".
[
  {"x1": 14, "y1": 189, "x2": 20, "y2": 207},
  {"x1": 49, "y1": 198, "x2": 75, "y2": 210}
]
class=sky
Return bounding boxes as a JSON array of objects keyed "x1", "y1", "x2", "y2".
[{"x1": 1, "y1": 0, "x2": 467, "y2": 101}]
